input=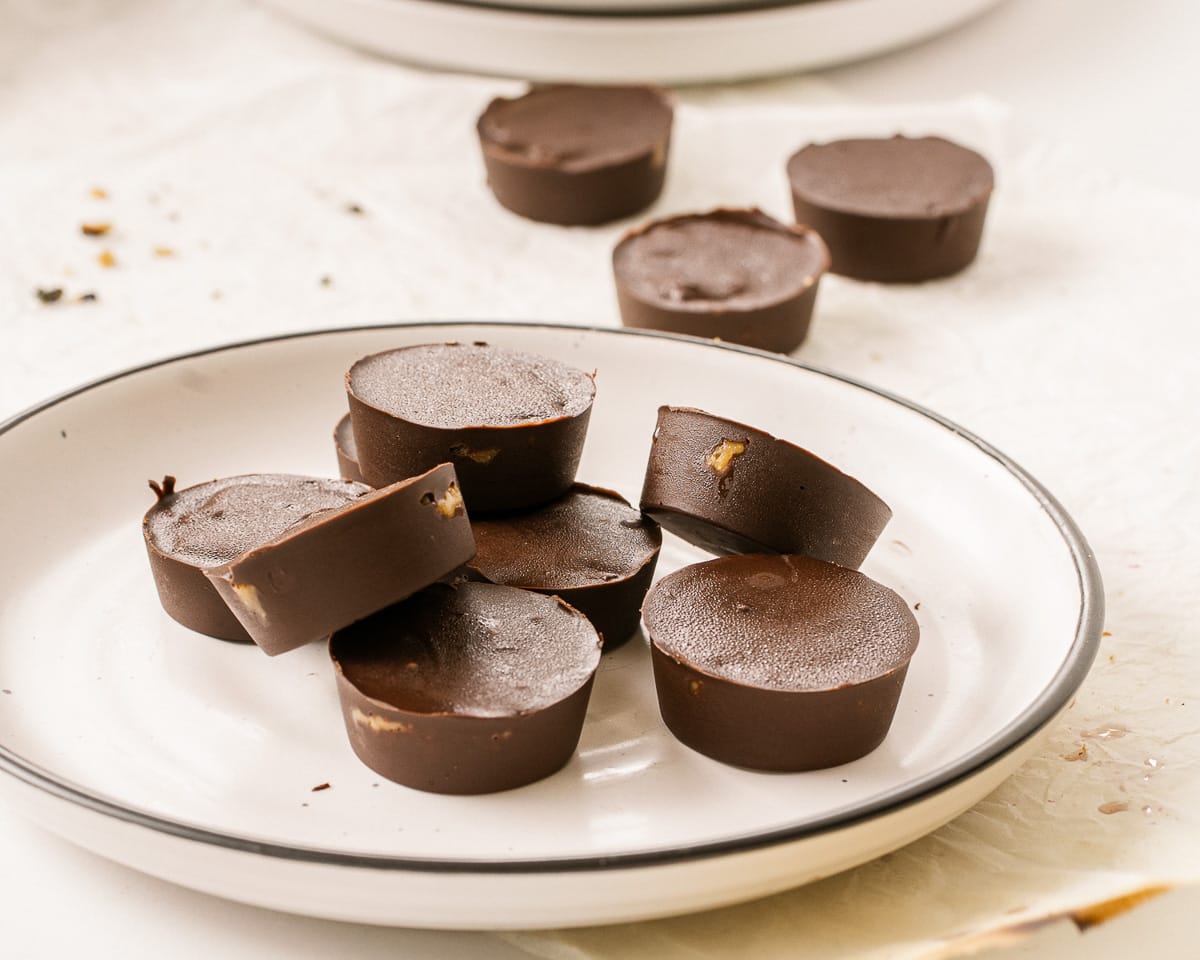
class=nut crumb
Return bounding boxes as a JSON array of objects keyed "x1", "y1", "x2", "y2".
[
  {"x1": 706, "y1": 438, "x2": 747, "y2": 476},
  {"x1": 153, "y1": 246, "x2": 175, "y2": 257},
  {"x1": 352, "y1": 708, "x2": 412, "y2": 733},
  {"x1": 311, "y1": 782, "x2": 331, "y2": 792},
  {"x1": 688, "y1": 679, "x2": 703, "y2": 696},
  {"x1": 433, "y1": 482, "x2": 464, "y2": 519},
  {"x1": 98, "y1": 250, "x2": 117, "y2": 268},
  {"x1": 77, "y1": 292, "x2": 98, "y2": 302},
  {"x1": 319, "y1": 274, "x2": 333, "y2": 287},
  {"x1": 346, "y1": 203, "x2": 365, "y2": 215},
  {"x1": 449, "y1": 443, "x2": 499, "y2": 464},
  {"x1": 89, "y1": 187, "x2": 108, "y2": 199},
  {"x1": 81, "y1": 222, "x2": 111, "y2": 237}
]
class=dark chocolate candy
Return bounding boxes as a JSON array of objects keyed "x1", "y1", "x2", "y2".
[
  {"x1": 613, "y1": 208, "x2": 830, "y2": 354},
  {"x1": 333, "y1": 413, "x2": 365, "y2": 484},
  {"x1": 204, "y1": 463, "x2": 475, "y2": 656},
  {"x1": 640, "y1": 406, "x2": 890, "y2": 568},
  {"x1": 465, "y1": 483, "x2": 662, "y2": 649},
  {"x1": 330, "y1": 581, "x2": 602, "y2": 794},
  {"x1": 786, "y1": 135, "x2": 994, "y2": 282},
  {"x1": 643, "y1": 553, "x2": 919, "y2": 771},
  {"x1": 143, "y1": 473, "x2": 369, "y2": 642},
  {"x1": 346, "y1": 342, "x2": 594, "y2": 514},
  {"x1": 477, "y1": 84, "x2": 673, "y2": 226}
]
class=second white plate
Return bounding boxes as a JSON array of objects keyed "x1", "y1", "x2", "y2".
[
  {"x1": 260, "y1": 0, "x2": 1008, "y2": 84},
  {"x1": 0, "y1": 323, "x2": 1101, "y2": 928}
]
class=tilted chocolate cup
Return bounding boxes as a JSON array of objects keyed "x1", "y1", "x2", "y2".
[{"x1": 640, "y1": 406, "x2": 891, "y2": 568}]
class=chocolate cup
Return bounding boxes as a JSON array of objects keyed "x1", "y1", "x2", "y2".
[
  {"x1": 643, "y1": 554, "x2": 919, "y2": 772},
  {"x1": 346, "y1": 343, "x2": 594, "y2": 515},
  {"x1": 465, "y1": 483, "x2": 662, "y2": 650},
  {"x1": 477, "y1": 85, "x2": 673, "y2": 226},
  {"x1": 639, "y1": 406, "x2": 891, "y2": 569},
  {"x1": 205, "y1": 463, "x2": 475, "y2": 656},
  {"x1": 142, "y1": 474, "x2": 369, "y2": 643},
  {"x1": 613, "y1": 208, "x2": 830, "y2": 354},
  {"x1": 330, "y1": 583, "x2": 601, "y2": 794},
  {"x1": 333, "y1": 413, "x2": 365, "y2": 484},
  {"x1": 786, "y1": 136, "x2": 994, "y2": 283}
]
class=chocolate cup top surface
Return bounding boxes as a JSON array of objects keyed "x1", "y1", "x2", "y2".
[
  {"x1": 347, "y1": 342, "x2": 594, "y2": 430},
  {"x1": 331, "y1": 581, "x2": 602, "y2": 717},
  {"x1": 613, "y1": 208, "x2": 829, "y2": 315},
  {"x1": 477, "y1": 84, "x2": 673, "y2": 174},
  {"x1": 204, "y1": 463, "x2": 475, "y2": 656},
  {"x1": 640, "y1": 406, "x2": 891, "y2": 569},
  {"x1": 142, "y1": 474, "x2": 369, "y2": 642},
  {"x1": 144, "y1": 473, "x2": 368, "y2": 567},
  {"x1": 643, "y1": 554, "x2": 918, "y2": 693},
  {"x1": 467, "y1": 483, "x2": 661, "y2": 591},
  {"x1": 786, "y1": 135, "x2": 994, "y2": 220}
]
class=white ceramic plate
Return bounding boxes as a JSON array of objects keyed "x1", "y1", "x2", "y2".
[
  {"x1": 0, "y1": 322, "x2": 1100, "y2": 929},
  {"x1": 259, "y1": 0, "x2": 1007, "y2": 84}
]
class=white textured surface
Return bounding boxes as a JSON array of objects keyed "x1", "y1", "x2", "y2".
[{"x1": 1, "y1": 0, "x2": 1198, "y2": 957}]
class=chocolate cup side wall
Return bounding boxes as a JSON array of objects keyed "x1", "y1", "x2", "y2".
[
  {"x1": 789, "y1": 194, "x2": 990, "y2": 283},
  {"x1": 206, "y1": 465, "x2": 476, "y2": 656},
  {"x1": 480, "y1": 144, "x2": 670, "y2": 227},
  {"x1": 640, "y1": 407, "x2": 892, "y2": 569},
  {"x1": 332, "y1": 669, "x2": 596, "y2": 794},
  {"x1": 615, "y1": 280, "x2": 820, "y2": 354},
  {"x1": 347, "y1": 394, "x2": 592, "y2": 514},
  {"x1": 650, "y1": 647, "x2": 911, "y2": 771},
  {"x1": 142, "y1": 544, "x2": 252, "y2": 643}
]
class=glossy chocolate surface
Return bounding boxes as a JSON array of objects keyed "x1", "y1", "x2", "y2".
[
  {"x1": 346, "y1": 342, "x2": 594, "y2": 513},
  {"x1": 205, "y1": 463, "x2": 475, "y2": 656},
  {"x1": 331, "y1": 581, "x2": 602, "y2": 794},
  {"x1": 613, "y1": 208, "x2": 830, "y2": 353},
  {"x1": 143, "y1": 474, "x2": 368, "y2": 641},
  {"x1": 477, "y1": 84, "x2": 673, "y2": 226},
  {"x1": 787, "y1": 135, "x2": 993, "y2": 282},
  {"x1": 466, "y1": 483, "x2": 661, "y2": 648},
  {"x1": 639, "y1": 406, "x2": 891, "y2": 568},
  {"x1": 643, "y1": 553, "x2": 919, "y2": 771}
]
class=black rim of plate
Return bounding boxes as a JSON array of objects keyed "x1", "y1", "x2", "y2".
[{"x1": 0, "y1": 321, "x2": 1104, "y2": 874}]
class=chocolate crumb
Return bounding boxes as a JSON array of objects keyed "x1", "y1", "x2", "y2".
[
  {"x1": 77, "y1": 292, "x2": 98, "y2": 302},
  {"x1": 319, "y1": 275, "x2": 333, "y2": 287},
  {"x1": 36, "y1": 287, "x2": 64, "y2": 304},
  {"x1": 60, "y1": 430, "x2": 67, "y2": 438},
  {"x1": 81, "y1": 222, "x2": 112, "y2": 237},
  {"x1": 311, "y1": 782, "x2": 332, "y2": 792},
  {"x1": 1, "y1": 689, "x2": 11, "y2": 695},
  {"x1": 346, "y1": 203, "x2": 365, "y2": 215}
]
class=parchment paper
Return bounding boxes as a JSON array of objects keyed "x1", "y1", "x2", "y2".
[{"x1": 1, "y1": 2, "x2": 1197, "y2": 956}]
